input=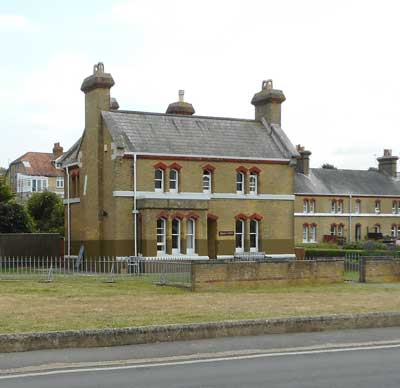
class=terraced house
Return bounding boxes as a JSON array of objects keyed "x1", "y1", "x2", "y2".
[
  {"x1": 60, "y1": 63, "x2": 299, "y2": 258},
  {"x1": 295, "y1": 147, "x2": 400, "y2": 244}
]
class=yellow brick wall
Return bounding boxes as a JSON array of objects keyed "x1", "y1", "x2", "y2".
[{"x1": 295, "y1": 195, "x2": 400, "y2": 244}]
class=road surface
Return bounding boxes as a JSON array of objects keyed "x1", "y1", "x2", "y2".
[{"x1": 1, "y1": 327, "x2": 400, "y2": 387}]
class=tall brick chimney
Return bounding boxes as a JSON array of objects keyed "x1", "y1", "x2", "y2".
[
  {"x1": 52, "y1": 142, "x2": 63, "y2": 159},
  {"x1": 296, "y1": 145, "x2": 312, "y2": 175},
  {"x1": 251, "y1": 80, "x2": 286, "y2": 125},
  {"x1": 377, "y1": 149, "x2": 398, "y2": 178}
]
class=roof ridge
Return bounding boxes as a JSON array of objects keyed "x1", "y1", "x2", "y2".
[{"x1": 104, "y1": 110, "x2": 258, "y2": 123}]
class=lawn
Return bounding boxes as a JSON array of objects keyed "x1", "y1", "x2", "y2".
[{"x1": 1, "y1": 277, "x2": 400, "y2": 334}]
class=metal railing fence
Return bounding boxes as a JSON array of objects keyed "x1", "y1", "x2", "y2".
[{"x1": 0, "y1": 256, "x2": 192, "y2": 286}]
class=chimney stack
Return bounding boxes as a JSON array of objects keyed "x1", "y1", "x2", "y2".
[
  {"x1": 166, "y1": 90, "x2": 195, "y2": 115},
  {"x1": 53, "y1": 142, "x2": 63, "y2": 159},
  {"x1": 251, "y1": 80, "x2": 286, "y2": 125},
  {"x1": 377, "y1": 149, "x2": 398, "y2": 178},
  {"x1": 296, "y1": 145, "x2": 311, "y2": 175}
]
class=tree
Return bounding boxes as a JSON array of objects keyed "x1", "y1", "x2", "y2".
[
  {"x1": 0, "y1": 167, "x2": 6, "y2": 176},
  {"x1": 0, "y1": 202, "x2": 33, "y2": 233},
  {"x1": 0, "y1": 179, "x2": 12, "y2": 203},
  {"x1": 27, "y1": 192, "x2": 64, "y2": 234},
  {"x1": 321, "y1": 163, "x2": 337, "y2": 170}
]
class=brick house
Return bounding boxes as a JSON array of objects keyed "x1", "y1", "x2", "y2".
[
  {"x1": 60, "y1": 63, "x2": 299, "y2": 257},
  {"x1": 295, "y1": 147, "x2": 400, "y2": 244},
  {"x1": 6, "y1": 143, "x2": 65, "y2": 201}
]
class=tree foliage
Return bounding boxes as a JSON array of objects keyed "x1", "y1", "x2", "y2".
[
  {"x1": 0, "y1": 167, "x2": 6, "y2": 176},
  {"x1": 321, "y1": 163, "x2": 337, "y2": 170},
  {"x1": 27, "y1": 192, "x2": 64, "y2": 234},
  {"x1": 0, "y1": 179, "x2": 13, "y2": 203},
  {"x1": 0, "y1": 202, "x2": 33, "y2": 233}
]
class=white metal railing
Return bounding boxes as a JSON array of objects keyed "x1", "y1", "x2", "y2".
[{"x1": 0, "y1": 256, "x2": 192, "y2": 285}]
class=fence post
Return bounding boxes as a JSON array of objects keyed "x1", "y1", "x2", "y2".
[{"x1": 359, "y1": 256, "x2": 366, "y2": 283}]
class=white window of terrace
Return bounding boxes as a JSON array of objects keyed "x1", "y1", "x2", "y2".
[
  {"x1": 235, "y1": 219, "x2": 245, "y2": 253},
  {"x1": 249, "y1": 219, "x2": 259, "y2": 252}
]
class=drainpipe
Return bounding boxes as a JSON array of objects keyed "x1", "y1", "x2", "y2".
[
  {"x1": 349, "y1": 193, "x2": 352, "y2": 243},
  {"x1": 133, "y1": 153, "x2": 138, "y2": 257},
  {"x1": 65, "y1": 167, "x2": 71, "y2": 257}
]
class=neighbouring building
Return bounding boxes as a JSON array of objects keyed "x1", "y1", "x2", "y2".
[
  {"x1": 295, "y1": 147, "x2": 400, "y2": 244},
  {"x1": 60, "y1": 63, "x2": 299, "y2": 257},
  {"x1": 6, "y1": 143, "x2": 65, "y2": 201}
]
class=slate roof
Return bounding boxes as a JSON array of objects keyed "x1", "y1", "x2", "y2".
[
  {"x1": 10, "y1": 152, "x2": 63, "y2": 177},
  {"x1": 57, "y1": 137, "x2": 82, "y2": 166},
  {"x1": 295, "y1": 168, "x2": 400, "y2": 196},
  {"x1": 101, "y1": 110, "x2": 298, "y2": 160}
]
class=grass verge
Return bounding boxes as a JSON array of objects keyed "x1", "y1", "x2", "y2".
[{"x1": 1, "y1": 277, "x2": 400, "y2": 334}]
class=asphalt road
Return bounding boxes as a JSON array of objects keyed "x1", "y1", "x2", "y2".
[{"x1": 2, "y1": 327, "x2": 400, "y2": 387}]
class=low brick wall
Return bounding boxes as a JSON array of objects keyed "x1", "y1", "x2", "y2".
[
  {"x1": 365, "y1": 258, "x2": 400, "y2": 283},
  {"x1": 191, "y1": 259, "x2": 344, "y2": 291}
]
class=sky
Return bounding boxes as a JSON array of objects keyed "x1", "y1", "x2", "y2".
[{"x1": 1, "y1": 0, "x2": 400, "y2": 170}]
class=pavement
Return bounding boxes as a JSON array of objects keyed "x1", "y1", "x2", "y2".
[{"x1": 1, "y1": 327, "x2": 400, "y2": 387}]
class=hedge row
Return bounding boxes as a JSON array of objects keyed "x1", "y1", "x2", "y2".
[{"x1": 304, "y1": 249, "x2": 400, "y2": 258}]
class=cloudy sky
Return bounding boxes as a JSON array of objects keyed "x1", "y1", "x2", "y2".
[{"x1": 1, "y1": 0, "x2": 399, "y2": 170}]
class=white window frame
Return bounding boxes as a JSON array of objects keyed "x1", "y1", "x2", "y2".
[
  {"x1": 392, "y1": 201, "x2": 398, "y2": 215},
  {"x1": 337, "y1": 224, "x2": 344, "y2": 237},
  {"x1": 309, "y1": 200, "x2": 315, "y2": 214},
  {"x1": 309, "y1": 224, "x2": 316, "y2": 242},
  {"x1": 331, "y1": 200, "x2": 337, "y2": 214},
  {"x1": 202, "y1": 170, "x2": 211, "y2": 193},
  {"x1": 337, "y1": 201, "x2": 343, "y2": 214},
  {"x1": 236, "y1": 172, "x2": 245, "y2": 194},
  {"x1": 154, "y1": 169, "x2": 164, "y2": 192},
  {"x1": 56, "y1": 176, "x2": 64, "y2": 189},
  {"x1": 156, "y1": 218, "x2": 166, "y2": 255},
  {"x1": 330, "y1": 224, "x2": 337, "y2": 236},
  {"x1": 303, "y1": 200, "x2": 309, "y2": 213},
  {"x1": 171, "y1": 218, "x2": 181, "y2": 255},
  {"x1": 355, "y1": 224, "x2": 361, "y2": 241},
  {"x1": 375, "y1": 200, "x2": 381, "y2": 214},
  {"x1": 249, "y1": 173, "x2": 258, "y2": 195},
  {"x1": 235, "y1": 219, "x2": 245, "y2": 253},
  {"x1": 249, "y1": 219, "x2": 259, "y2": 252},
  {"x1": 186, "y1": 218, "x2": 195, "y2": 255},
  {"x1": 374, "y1": 224, "x2": 381, "y2": 234},
  {"x1": 355, "y1": 200, "x2": 361, "y2": 214},
  {"x1": 303, "y1": 225, "x2": 309, "y2": 243},
  {"x1": 169, "y1": 169, "x2": 178, "y2": 193},
  {"x1": 391, "y1": 225, "x2": 398, "y2": 238}
]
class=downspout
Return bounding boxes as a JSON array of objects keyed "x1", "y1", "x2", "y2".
[
  {"x1": 133, "y1": 153, "x2": 138, "y2": 257},
  {"x1": 65, "y1": 167, "x2": 71, "y2": 257},
  {"x1": 349, "y1": 193, "x2": 352, "y2": 243}
]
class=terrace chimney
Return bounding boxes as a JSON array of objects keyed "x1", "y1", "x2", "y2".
[
  {"x1": 296, "y1": 145, "x2": 311, "y2": 175},
  {"x1": 377, "y1": 149, "x2": 398, "y2": 178}
]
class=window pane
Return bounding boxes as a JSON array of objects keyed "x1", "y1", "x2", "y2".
[
  {"x1": 250, "y1": 220, "x2": 257, "y2": 234},
  {"x1": 236, "y1": 173, "x2": 243, "y2": 192},
  {"x1": 170, "y1": 170, "x2": 177, "y2": 190},
  {"x1": 203, "y1": 171, "x2": 211, "y2": 191},
  {"x1": 249, "y1": 174, "x2": 257, "y2": 193},
  {"x1": 187, "y1": 219, "x2": 194, "y2": 234},
  {"x1": 250, "y1": 234, "x2": 256, "y2": 247},
  {"x1": 172, "y1": 219, "x2": 179, "y2": 234},
  {"x1": 172, "y1": 235, "x2": 178, "y2": 249}
]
